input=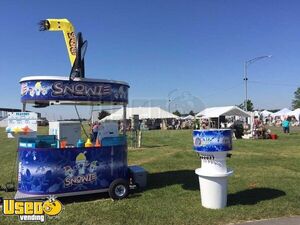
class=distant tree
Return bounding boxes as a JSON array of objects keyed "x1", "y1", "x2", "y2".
[
  {"x1": 189, "y1": 110, "x2": 195, "y2": 116},
  {"x1": 173, "y1": 110, "x2": 181, "y2": 117},
  {"x1": 238, "y1": 99, "x2": 254, "y2": 111},
  {"x1": 98, "y1": 110, "x2": 110, "y2": 120},
  {"x1": 292, "y1": 87, "x2": 300, "y2": 109},
  {"x1": 268, "y1": 109, "x2": 280, "y2": 113}
]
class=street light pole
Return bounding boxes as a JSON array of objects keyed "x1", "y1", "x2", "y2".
[
  {"x1": 244, "y1": 55, "x2": 272, "y2": 111},
  {"x1": 168, "y1": 89, "x2": 178, "y2": 112},
  {"x1": 244, "y1": 61, "x2": 248, "y2": 112}
]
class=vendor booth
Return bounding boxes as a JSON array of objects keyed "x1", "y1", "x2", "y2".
[
  {"x1": 15, "y1": 76, "x2": 135, "y2": 200},
  {"x1": 7, "y1": 18, "x2": 147, "y2": 200},
  {"x1": 196, "y1": 106, "x2": 250, "y2": 128}
]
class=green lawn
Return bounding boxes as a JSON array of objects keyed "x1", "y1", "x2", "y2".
[{"x1": 0, "y1": 127, "x2": 300, "y2": 225}]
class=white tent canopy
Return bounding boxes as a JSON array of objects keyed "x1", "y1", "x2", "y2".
[
  {"x1": 253, "y1": 110, "x2": 260, "y2": 117},
  {"x1": 260, "y1": 110, "x2": 273, "y2": 118},
  {"x1": 101, "y1": 107, "x2": 179, "y2": 121},
  {"x1": 272, "y1": 108, "x2": 292, "y2": 117},
  {"x1": 182, "y1": 115, "x2": 195, "y2": 120},
  {"x1": 196, "y1": 106, "x2": 250, "y2": 118},
  {"x1": 287, "y1": 108, "x2": 300, "y2": 121}
]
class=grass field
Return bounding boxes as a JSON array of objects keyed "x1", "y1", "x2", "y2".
[{"x1": 0, "y1": 126, "x2": 300, "y2": 225}]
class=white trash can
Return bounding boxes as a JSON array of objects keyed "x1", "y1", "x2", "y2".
[
  {"x1": 193, "y1": 129, "x2": 234, "y2": 209},
  {"x1": 195, "y1": 168, "x2": 233, "y2": 209}
]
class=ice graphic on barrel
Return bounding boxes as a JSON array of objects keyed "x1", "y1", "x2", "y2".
[{"x1": 193, "y1": 129, "x2": 232, "y2": 152}]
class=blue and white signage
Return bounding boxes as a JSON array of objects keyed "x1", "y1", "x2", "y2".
[
  {"x1": 193, "y1": 129, "x2": 232, "y2": 152},
  {"x1": 7, "y1": 112, "x2": 37, "y2": 138},
  {"x1": 20, "y1": 76, "x2": 129, "y2": 105}
]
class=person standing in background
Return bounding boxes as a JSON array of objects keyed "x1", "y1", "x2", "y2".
[
  {"x1": 282, "y1": 117, "x2": 290, "y2": 134},
  {"x1": 92, "y1": 121, "x2": 99, "y2": 141}
]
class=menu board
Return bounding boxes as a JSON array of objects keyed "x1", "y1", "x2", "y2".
[{"x1": 7, "y1": 112, "x2": 37, "y2": 138}]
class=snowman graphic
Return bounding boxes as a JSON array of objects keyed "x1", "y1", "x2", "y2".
[
  {"x1": 75, "y1": 152, "x2": 89, "y2": 175},
  {"x1": 35, "y1": 82, "x2": 42, "y2": 96}
]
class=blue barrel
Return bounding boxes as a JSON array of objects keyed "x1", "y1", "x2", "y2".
[{"x1": 193, "y1": 129, "x2": 232, "y2": 152}]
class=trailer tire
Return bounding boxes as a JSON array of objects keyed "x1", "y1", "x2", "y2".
[{"x1": 109, "y1": 178, "x2": 129, "y2": 200}]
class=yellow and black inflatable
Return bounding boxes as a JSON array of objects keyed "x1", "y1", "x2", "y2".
[{"x1": 39, "y1": 19, "x2": 87, "y2": 79}]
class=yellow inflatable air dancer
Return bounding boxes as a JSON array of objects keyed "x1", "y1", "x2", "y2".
[{"x1": 39, "y1": 19, "x2": 87, "y2": 79}]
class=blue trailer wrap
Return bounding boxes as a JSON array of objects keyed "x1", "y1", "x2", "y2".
[{"x1": 17, "y1": 139, "x2": 128, "y2": 195}]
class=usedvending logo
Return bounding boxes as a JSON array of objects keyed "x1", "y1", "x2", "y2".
[{"x1": 1, "y1": 196, "x2": 63, "y2": 222}]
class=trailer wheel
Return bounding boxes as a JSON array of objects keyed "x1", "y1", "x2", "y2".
[{"x1": 109, "y1": 179, "x2": 129, "y2": 200}]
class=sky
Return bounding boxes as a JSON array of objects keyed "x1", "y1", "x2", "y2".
[{"x1": 1, "y1": 0, "x2": 300, "y2": 119}]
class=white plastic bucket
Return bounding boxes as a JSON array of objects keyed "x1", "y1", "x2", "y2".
[{"x1": 195, "y1": 168, "x2": 233, "y2": 209}]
